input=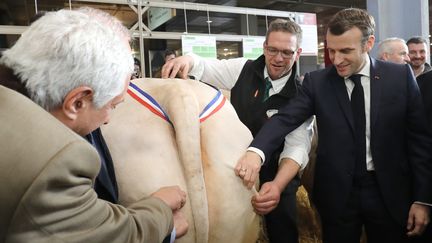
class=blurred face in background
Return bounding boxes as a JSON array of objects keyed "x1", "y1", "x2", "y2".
[
  {"x1": 132, "y1": 64, "x2": 141, "y2": 79},
  {"x1": 165, "y1": 54, "x2": 176, "y2": 63},
  {"x1": 408, "y1": 42, "x2": 428, "y2": 69},
  {"x1": 382, "y1": 41, "x2": 410, "y2": 64}
]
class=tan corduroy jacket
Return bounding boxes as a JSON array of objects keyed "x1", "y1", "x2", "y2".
[{"x1": 0, "y1": 85, "x2": 173, "y2": 243}]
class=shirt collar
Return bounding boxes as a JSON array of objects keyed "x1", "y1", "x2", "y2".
[{"x1": 264, "y1": 66, "x2": 292, "y2": 93}]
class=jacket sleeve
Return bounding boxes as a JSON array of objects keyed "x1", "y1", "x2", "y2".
[
  {"x1": 187, "y1": 52, "x2": 249, "y2": 90},
  {"x1": 7, "y1": 140, "x2": 173, "y2": 243},
  {"x1": 250, "y1": 72, "x2": 315, "y2": 161},
  {"x1": 405, "y1": 64, "x2": 432, "y2": 204}
]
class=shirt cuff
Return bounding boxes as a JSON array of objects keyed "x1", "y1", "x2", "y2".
[
  {"x1": 414, "y1": 201, "x2": 432, "y2": 207},
  {"x1": 247, "y1": 147, "x2": 265, "y2": 165},
  {"x1": 169, "y1": 227, "x2": 176, "y2": 243},
  {"x1": 279, "y1": 147, "x2": 309, "y2": 171}
]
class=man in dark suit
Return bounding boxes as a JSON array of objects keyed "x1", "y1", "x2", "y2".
[
  {"x1": 416, "y1": 69, "x2": 432, "y2": 243},
  {"x1": 418, "y1": 71, "x2": 432, "y2": 125},
  {"x1": 236, "y1": 8, "x2": 432, "y2": 243}
]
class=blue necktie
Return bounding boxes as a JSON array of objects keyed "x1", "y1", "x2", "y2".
[
  {"x1": 350, "y1": 74, "x2": 367, "y2": 178},
  {"x1": 263, "y1": 78, "x2": 272, "y2": 101}
]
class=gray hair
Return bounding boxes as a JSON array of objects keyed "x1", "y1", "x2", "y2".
[
  {"x1": 377, "y1": 37, "x2": 406, "y2": 59},
  {"x1": 266, "y1": 18, "x2": 303, "y2": 48},
  {"x1": 1, "y1": 8, "x2": 133, "y2": 111}
]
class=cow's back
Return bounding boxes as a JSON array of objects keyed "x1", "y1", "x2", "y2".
[{"x1": 102, "y1": 78, "x2": 259, "y2": 243}]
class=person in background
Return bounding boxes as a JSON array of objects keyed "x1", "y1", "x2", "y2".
[
  {"x1": 377, "y1": 37, "x2": 410, "y2": 64},
  {"x1": 0, "y1": 8, "x2": 188, "y2": 242},
  {"x1": 237, "y1": 8, "x2": 432, "y2": 243},
  {"x1": 132, "y1": 57, "x2": 141, "y2": 79},
  {"x1": 162, "y1": 18, "x2": 314, "y2": 243},
  {"x1": 407, "y1": 36, "x2": 431, "y2": 77},
  {"x1": 415, "y1": 54, "x2": 432, "y2": 243},
  {"x1": 164, "y1": 49, "x2": 176, "y2": 63}
]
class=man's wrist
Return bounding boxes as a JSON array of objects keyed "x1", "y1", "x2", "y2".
[{"x1": 246, "y1": 147, "x2": 265, "y2": 165}]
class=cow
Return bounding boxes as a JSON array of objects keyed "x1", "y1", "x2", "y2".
[{"x1": 102, "y1": 78, "x2": 260, "y2": 243}]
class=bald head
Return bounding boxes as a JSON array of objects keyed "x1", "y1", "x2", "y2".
[{"x1": 377, "y1": 38, "x2": 410, "y2": 64}]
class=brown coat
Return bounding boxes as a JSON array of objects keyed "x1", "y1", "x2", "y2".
[{"x1": 0, "y1": 83, "x2": 173, "y2": 242}]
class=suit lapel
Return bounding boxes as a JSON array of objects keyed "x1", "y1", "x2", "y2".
[
  {"x1": 369, "y1": 58, "x2": 382, "y2": 129},
  {"x1": 330, "y1": 67, "x2": 355, "y2": 133}
]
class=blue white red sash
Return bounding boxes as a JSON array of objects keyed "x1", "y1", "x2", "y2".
[
  {"x1": 127, "y1": 82, "x2": 173, "y2": 126},
  {"x1": 127, "y1": 81, "x2": 226, "y2": 125},
  {"x1": 199, "y1": 90, "x2": 226, "y2": 122}
]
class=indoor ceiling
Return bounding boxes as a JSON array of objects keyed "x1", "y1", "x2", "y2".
[
  {"x1": 0, "y1": 0, "x2": 367, "y2": 62},
  {"x1": 0, "y1": 0, "x2": 429, "y2": 68}
]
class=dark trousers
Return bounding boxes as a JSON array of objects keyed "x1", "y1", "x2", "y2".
[
  {"x1": 321, "y1": 172, "x2": 411, "y2": 243},
  {"x1": 260, "y1": 164, "x2": 300, "y2": 243}
]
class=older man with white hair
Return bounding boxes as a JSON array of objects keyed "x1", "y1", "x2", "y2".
[
  {"x1": 0, "y1": 8, "x2": 187, "y2": 243},
  {"x1": 377, "y1": 37, "x2": 410, "y2": 64}
]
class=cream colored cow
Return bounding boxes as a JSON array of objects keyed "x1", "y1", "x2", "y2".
[{"x1": 102, "y1": 78, "x2": 260, "y2": 243}]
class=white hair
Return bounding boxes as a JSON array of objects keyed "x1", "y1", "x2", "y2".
[
  {"x1": 377, "y1": 37, "x2": 406, "y2": 60},
  {"x1": 0, "y1": 8, "x2": 133, "y2": 110}
]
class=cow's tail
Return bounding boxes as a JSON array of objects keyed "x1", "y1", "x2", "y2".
[{"x1": 164, "y1": 80, "x2": 209, "y2": 243}]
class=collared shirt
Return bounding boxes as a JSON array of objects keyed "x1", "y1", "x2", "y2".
[
  {"x1": 263, "y1": 66, "x2": 292, "y2": 96},
  {"x1": 187, "y1": 53, "x2": 313, "y2": 170}
]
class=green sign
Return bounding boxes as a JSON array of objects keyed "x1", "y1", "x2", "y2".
[
  {"x1": 242, "y1": 37, "x2": 265, "y2": 59},
  {"x1": 148, "y1": 7, "x2": 175, "y2": 31},
  {"x1": 182, "y1": 35, "x2": 217, "y2": 59}
]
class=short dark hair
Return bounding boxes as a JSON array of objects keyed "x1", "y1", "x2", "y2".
[
  {"x1": 164, "y1": 49, "x2": 176, "y2": 58},
  {"x1": 406, "y1": 36, "x2": 427, "y2": 46},
  {"x1": 265, "y1": 18, "x2": 303, "y2": 48},
  {"x1": 327, "y1": 8, "x2": 375, "y2": 45}
]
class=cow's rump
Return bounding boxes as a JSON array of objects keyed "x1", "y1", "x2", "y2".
[{"x1": 102, "y1": 78, "x2": 259, "y2": 243}]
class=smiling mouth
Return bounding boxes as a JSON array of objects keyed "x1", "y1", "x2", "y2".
[
  {"x1": 272, "y1": 63, "x2": 283, "y2": 67},
  {"x1": 336, "y1": 65, "x2": 349, "y2": 71}
]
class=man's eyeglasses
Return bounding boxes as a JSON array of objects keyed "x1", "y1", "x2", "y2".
[{"x1": 265, "y1": 46, "x2": 297, "y2": 59}]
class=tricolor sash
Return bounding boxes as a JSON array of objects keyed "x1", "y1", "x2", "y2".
[{"x1": 127, "y1": 81, "x2": 226, "y2": 125}]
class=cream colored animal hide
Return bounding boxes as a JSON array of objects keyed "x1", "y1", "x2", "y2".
[{"x1": 102, "y1": 78, "x2": 260, "y2": 243}]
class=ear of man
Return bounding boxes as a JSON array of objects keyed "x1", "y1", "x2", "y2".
[
  {"x1": 382, "y1": 52, "x2": 389, "y2": 61},
  {"x1": 364, "y1": 35, "x2": 375, "y2": 53},
  {"x1": 62, "y1": 86, "x2": 94, "y2": 120}
]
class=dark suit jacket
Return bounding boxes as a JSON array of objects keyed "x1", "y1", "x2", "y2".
[
  {"x1": 251, "y1": 57, "x2": 432, "y2": 225},
  {"x1": 230, "y1": 55, "x2": 301, "y2": 189},
  {"x1": 86, "y1": 128, "x2": 119, "y2": 203},
  {"x1": 417, "y1": 70, "x2": 432, "y2": 126}
]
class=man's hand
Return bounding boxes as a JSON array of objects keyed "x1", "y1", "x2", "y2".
[
  {"x1": 252, "y1": 181, "x2": 281, "y2": 215},
  {"x1": 161, "y1": 55, "x2": 194, "y2": 79},
  {"x1": 151, "y1": 186, "x2": 187, "y2": 211},
  {"x1": 173, "y1": 210, "x2": 189, "y2": 239},
  {"x1": 407, "y1": 203, "x2": 430, "y2": 237},
  {"x1": 235, "y1": 151, "x2": 262, "y2": 189}
]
